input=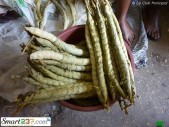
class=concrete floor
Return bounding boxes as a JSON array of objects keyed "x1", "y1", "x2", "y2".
[{"x1": 0, "y1": 6, "x2": 169, "y2": 127}]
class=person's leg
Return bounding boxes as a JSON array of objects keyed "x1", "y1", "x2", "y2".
[
  {"x1": 117, "y1": 0, "x2": 135, "y2": 45},
  {"x1": 143, "y1": 0, "x2": 163, "y2": 40}
]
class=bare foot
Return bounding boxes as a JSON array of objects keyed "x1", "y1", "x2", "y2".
[
  {"x1": 119, "y1": 19, "x2": 135, "y2": 45},
  {"x1": 143, "y1": 6, "x2": 160, "y2": 40}
]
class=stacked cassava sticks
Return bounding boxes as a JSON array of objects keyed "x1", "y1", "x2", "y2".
[
  {"x1": 16, "y1": 26, "x2": 95, "y2": 113},
  {"x1": 15, "y1": 0, "x2": 136, "y2": 114},
  {"x1": 85, "y1": 0, "x2": 136, "y2": 113}
]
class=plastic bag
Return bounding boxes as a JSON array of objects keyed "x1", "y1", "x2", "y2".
[
  {"x1": 0, "y1": 15, "x2": 30, "y2": 102},
  {"x1": 0, "y1": 0, "x2": 35, "y2": 26}
]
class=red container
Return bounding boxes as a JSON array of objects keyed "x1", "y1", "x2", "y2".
[{"x1": 57, "y1": 25, "x2": 135, "y2": 112}]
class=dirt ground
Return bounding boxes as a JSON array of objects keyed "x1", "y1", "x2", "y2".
[{"x1": 0, "y1": 5, "x2": 169, "y2": 127}]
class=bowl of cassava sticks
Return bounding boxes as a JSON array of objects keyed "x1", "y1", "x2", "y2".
[
  {"x1": 16, "y1": 0, "x2": 136, "y2": 114},
  {"x1": 18, "y1": 24, "x2": 135, "y2": 113},
  {"x1": 57, "y1": 25, "x2": 135, "y2": 112}
]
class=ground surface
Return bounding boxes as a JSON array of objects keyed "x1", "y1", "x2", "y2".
[{"x1": 0, "y1": 6, "x2": 169, "y2": 127}]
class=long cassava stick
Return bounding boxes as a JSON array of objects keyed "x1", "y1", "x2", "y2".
[
  {"x1": 14, "y1": 83, "x2": 95, "y2": 114},
  {"x1": 93, "y1": 1, "x2": 126, "y2": 99},
  {"x1": 66, "y1": 0, "x2": 76, "y2": 26},
  {"x1": 106, "y1": 0, "x2": 136, "y2": 102},
  {"x1": 110, "y1": 0, "x2": 135, "y2": 101},
  {"x1": 41, "y1": 60, "x2": 91, "y2": 72},
  {"x1": 34, "y1": 0, "x2": 42, "y2": 28},
  {"x1": 101, "y1": 0, "x2": 133, "y2": 103},
  {"x1": 100, "y1": 0, "x2": 135, "y2": 105},
  {"x1": 85, "y1": 25, "x2": 104, "y2": 106},
  {"x1": 103, "y1": 0, "x2": 128, "y2": 59},
  {"x1": 44, "y1": 65, "x2": 92, "y2": 81},
  {"x1": 13, "y1": 90, "x2": 96, "y2": 116},
  {"x1": 17, "y1": 82, "x2": 95, "y2": 104},
  {"x1": 29, "y1": 68, "x2": 72, "y2": 88},
  {"x1": 103, "y1": 0, "x2": 131, "y2": 71},
  {"x1": 32, "y1": 64, "x2": 80, "y2": 83},
  {"x1": 30, "y1": 51, "x2": 90, "y2": 65},
  {"x1": 29, "y1": 68, "x2": 93, "y2": 88},
  {"x1": 35, "y1": 37, "x2": 59, "y2": 52},
  {"x1": 85, "y1": 0, "x2": 109, "y2": 108},
  {"x1": 27, "y1": 59, "x2": 78, "y2": 83},
  {"x1": 25, "y1": 27, "x2": 89, "y2": 57},
  {"x1": 22, "y1": 76, "x2": 49, "y2": 88},
  {"x1": 22, "y1": 92, "x2": 96, "y2": 105}
]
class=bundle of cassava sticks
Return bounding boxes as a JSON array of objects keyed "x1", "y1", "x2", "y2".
[{"x1": 15, "y1": 0, "x2": 136, "y2": 114}]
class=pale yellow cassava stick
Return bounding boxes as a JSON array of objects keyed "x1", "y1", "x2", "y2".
[
  {"x1": 30, "y1": 51, "x2": 90, "y2": 65},
  {"x1": 25, "y1": 27, "x2": 89, "y2": 57}
]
